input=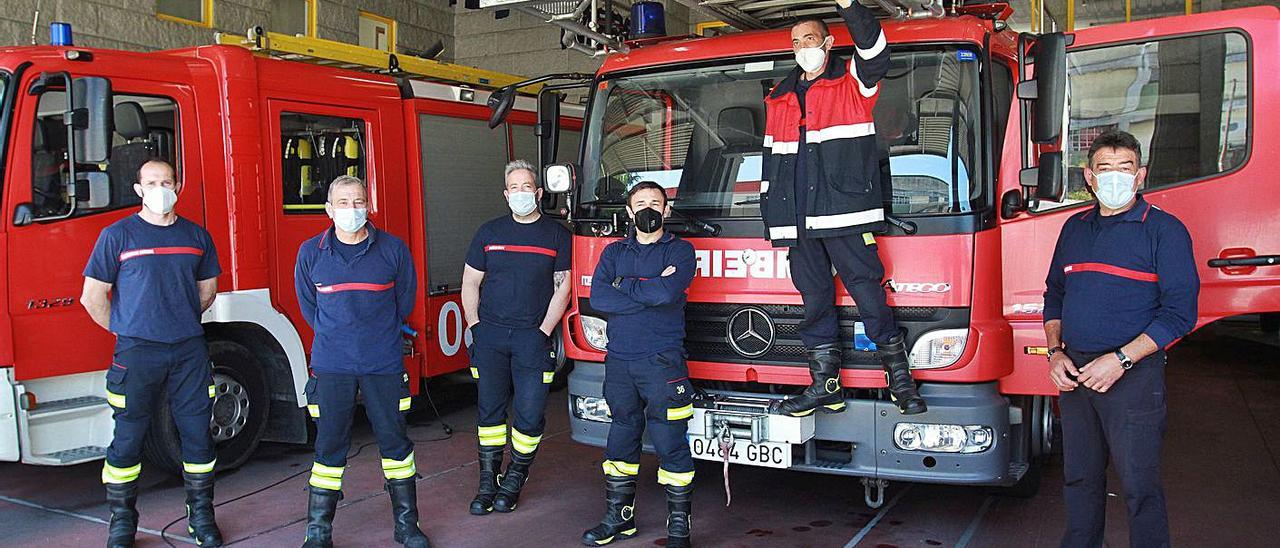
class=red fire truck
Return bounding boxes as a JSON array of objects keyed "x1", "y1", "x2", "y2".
[
  {"x1": 491, "y1": 2, "x2": 1279, "y2": 503},
  {"x1": 0, "y1": 29, "x2": 581, "y2": 474}
]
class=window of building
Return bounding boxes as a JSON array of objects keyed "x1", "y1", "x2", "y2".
[
  {"x1": 280, "y1": 113, "x2": 366, "y2": 213},
  {"x1": 358, "y1": 11, "x2": 396, "y2": 52},
  {"x1": 270, "y1": 0, "x2": 317, "y2": 37},
  {"x1": 157, "y1": 0, "x2": 213, "y2": 28},
  {"x1": 31, "y1": 92, "x2": 180, "y2": 219},
  {"x1": 1033, "y1": 31, "x2": 1250, "y2": 212}
]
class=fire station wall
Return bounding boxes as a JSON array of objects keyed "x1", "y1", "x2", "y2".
[{"x1": 0, "y1": 1, "x2": 453, "y2": 64}]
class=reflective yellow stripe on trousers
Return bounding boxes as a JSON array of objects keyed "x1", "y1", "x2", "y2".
[
  {"x1": 102, "y1": 462, "x2": 141, "y2": 484},
  {"x1": 657, "y1": 468, "x2": 694, "y2": 486},
  {"x1": 478, "y1": 424, "x2": 508, "y2": 447},
  {"x1": 602, "y1": 460, "x2": 639, "y2": 477},
  {"x1": 382, "y1": 452, "x2": 416, "y2": 480},
  {"x1": 182, "y1": 460, "x2": 216, "y2": 474},
  {"x1": 309, "y1": 462, "x2": 345, "y2": 491},
  {"x1": 510, "y1": 428, "x2": 542, "y2": 455}
]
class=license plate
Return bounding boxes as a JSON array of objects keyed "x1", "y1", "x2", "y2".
[{"x1": 689, "y1": 436, "x2": 792, "y2": 469}]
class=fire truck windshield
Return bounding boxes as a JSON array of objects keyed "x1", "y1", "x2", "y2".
[
  {"x1": 0, "y1": 70, "x2": 9, "y2": 182},
  {"x1": 579, "y1": 46, "x2": 989, "y2": 221}
]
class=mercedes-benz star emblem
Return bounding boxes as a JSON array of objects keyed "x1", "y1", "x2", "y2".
[{"x1": 726, "y1": 307, "x2": 775, "y2": 358}]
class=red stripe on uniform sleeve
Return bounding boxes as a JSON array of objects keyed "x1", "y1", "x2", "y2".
[
  {"x1": 316, "y1": 282, "x2": 396, "y2": 294},
  {"x1": 484, "y1": 245, "x2": 557, "y2": 258},
  {"x1": 1063, "y1": 262, "x2": 1159, "y2": 283},
  {"x1": 118, "y1": 246, "x2": 205, "y2": 262}
]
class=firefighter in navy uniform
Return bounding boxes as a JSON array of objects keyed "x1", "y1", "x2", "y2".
[
  {"x1": 583, "y1": 182, "x2": 698, "y2": 548},
  {"x1": 461, "y1": 160, "x2": 572, "y2": 515},
  {"x1": 80, "y1": 159, "x2": 224, "y2": 548},
  {"x1": 294, "y1": 176, "x2": 427, "y2": 548},
  {"x1": 1044, "y1": 131, "x2": 1199, "y2": 548},
  {"x1": 760, "y1": 0, "x2": 926, "y2": 417}
]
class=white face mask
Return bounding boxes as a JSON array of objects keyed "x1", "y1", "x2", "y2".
[
  {"x1": 507, "y1": 191, "x2": 538, "y2": 217},
  {"x1": 1093, "y1": 170, "x2": 1137, "y2": 209},
  {"x1": 331, "y1": 207, "x2": 368, "y2": 233},
  {"x1": 795, "y1": 38, "x2": 830, "y2": 73},
  {"x1": 141, "y1": 186, "x2": 178, "y2": 215}
]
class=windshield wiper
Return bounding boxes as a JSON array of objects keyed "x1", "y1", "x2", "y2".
[{"x1": 668, "y1": 206, "x2": 721, "y2": 236}]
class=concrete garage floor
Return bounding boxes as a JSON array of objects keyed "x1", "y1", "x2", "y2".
[{"x1": 2, "y1": 321, "x2": 1278, "y2": 547}]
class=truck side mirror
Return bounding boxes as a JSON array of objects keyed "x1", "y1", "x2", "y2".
[
  {"x1": 544, "y1": 163, "x2": 576, "y2": 194},
  {"x1": 486, "y1": 85, "x2": 517, "y2": 129},
  {"x1": 72, "y1": 77, "x2": 112, "y2": 163},
  {"x1": 1029, "y1": 33, "x2": 1067, "y2": 144},
  {"x1": 537, "y1": 89, "x2": 561, "y2": 168},
  {"x1": 1028, "y1": 151, "x2": 1065, "y2": 202}
]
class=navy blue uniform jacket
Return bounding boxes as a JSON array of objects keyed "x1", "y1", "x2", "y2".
[
  {"x1": 590, "y1": 232, "x2": 696, "y2": 360},
  {"x1": 1044, "y1": 197, "x2": 1199, "y2": 353},
  {"x1": 295, "y1": 225, "x2": 417, "y2": 375}
]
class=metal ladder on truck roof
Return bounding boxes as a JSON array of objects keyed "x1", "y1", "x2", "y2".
[
  {"x1": 679, "y1": 0, "x2": 952, "y2": 30},
  {"x1": 213, "y1": 27, "x2": 544, "y2": 93}
]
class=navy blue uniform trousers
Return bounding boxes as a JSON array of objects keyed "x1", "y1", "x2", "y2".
[
  {"x1": 790, "y1": 233, "x2": 899, "y2": 348},
  {"x1": 305, "y1": 371, "x2": 414, "y2": 489},
  {"x1": 104, "y1": 336, "x2": 215, "y2": 479},
  {"x1": 603, "y1": 349, "x2": 695, "y2": 484},
  {"x1": 471, "y1": 323, "x2": 554, "y2": 454},
  {"x1": 1059, "y1": 348, "x2": 1169, "y2": 548}
]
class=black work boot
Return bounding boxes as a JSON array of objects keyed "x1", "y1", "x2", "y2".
[
  {"x1": 386, "y1": 477, "x2": 431, "y2": 548},
  {"x1": 105, "y1": 481, "x2": 138, "y2": 548},
  {"x1": 301, "y1": 486, "x2": 340, "y2": 548},
  {"x1": 581, "y1": 475, "x2": 638, "y2": 546},
  {"x1": 470, "y1": 445, "x2": 504, "y2": 515},
  {"x1": 878, "y1": 333, "x2": 927, "y2": 415},
  {"x1": 665, "y1": 483, "x2": 693, "y2": 548},
  {"x1": 768, "y1": 343, "x2": 846, "y2": 416},
  {"x1": 492, "y1": 449, "x2": 535, "y2": 513},
  {"x1": 183, "y1": 471, "x2": 223, "y2": 547}
]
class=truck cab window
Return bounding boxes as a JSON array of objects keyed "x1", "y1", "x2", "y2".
[
  {"x1": 31, "y1": 92, "x2": 179, "y2": 219},
  {"x1": 280, "y1": 113, "x2": 367, "y2": 213},
  {"x1": 1035, "y1": 31, "x2": 1249, "y2": 212}
]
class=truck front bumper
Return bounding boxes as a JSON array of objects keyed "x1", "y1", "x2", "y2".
[{"x1": 567, "y1": 360, "x2": 1016, "y2": 486}]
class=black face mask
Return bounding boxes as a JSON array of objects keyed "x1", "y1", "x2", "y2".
[{"x1": 632, "y1": 207, "x2": 664, "y2": 234}]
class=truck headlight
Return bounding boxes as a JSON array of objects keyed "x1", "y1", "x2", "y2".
[
  {"x1": 572, "y1": 395, "x2": 612, "y2": 423},
  {"x1": 893, "y1": 423, "x2": 993, "y2": 453},
  {"x1": 908, "y1": 328, "x2": 967, "y2": 369},
  {"x1": 580, "y1": 315, "x2": 609, "y2": 351}
]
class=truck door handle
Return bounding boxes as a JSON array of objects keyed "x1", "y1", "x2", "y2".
[{"x1": 1207, "y1": 255, "x2": 1280, "y2": 268}]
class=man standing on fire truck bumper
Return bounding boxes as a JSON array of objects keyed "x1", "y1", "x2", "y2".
[
  {"x1": 294, "y1": 176, "x2": 428, "y2": 548},
  {"x1": 1044, "y1": 131, "x2": 1198, "y2": 548},
  {"x1": 583, "y1": 182, "x2": 697, "y2": 548},
  {"x1": 461, "y1": 160, "x2": 572, "y2": 515},
  {"x1": 761, "y1": 0, "x2": 926, "y2": 416},
  {"x1": 80, "y1": 159, "x2": 224, "y2": 548}
]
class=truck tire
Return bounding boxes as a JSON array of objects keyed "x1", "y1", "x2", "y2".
[{"x1": 142, "y1": 339, "x2": 270, "y2": 475}]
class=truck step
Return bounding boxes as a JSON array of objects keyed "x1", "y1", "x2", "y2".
[
  {"x1": 27, "y1": 396, "x2": 108, "y2": 418},
  {"x1": 34, "y1": 445, "x2": 107, "y2": 465}
]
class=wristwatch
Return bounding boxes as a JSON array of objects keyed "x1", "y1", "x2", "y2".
[
  {"x1": 1114, "y1": 349, "x2": 1135, "y2": 370},
  {"x1": 1046, "y1": 346, "x2": 1063, "y2": 361},
  {"x1": 611, "y1": 276, "x2": 624, "y2": 289}
]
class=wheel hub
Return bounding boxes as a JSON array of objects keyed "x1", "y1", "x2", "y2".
[{"x1": 210, "y1": 372, "x2": 251, "y2": 442}]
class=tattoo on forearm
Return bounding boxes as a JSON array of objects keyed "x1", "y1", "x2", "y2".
[{"x1": 554, "y1": 271, "x2": 568, "y2": 289}]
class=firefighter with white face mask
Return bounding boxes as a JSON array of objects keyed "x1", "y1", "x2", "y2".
[
  {"x1": 761, "y1": 0, "x2": 927, "y2": 417},
  {"x1": 80, "y1": 159, "x2": 224, "y2": 548},
  {"x1": 461, "y1": 160, "x2": 572, "y2": 516},
  {"x1": 294, "y1": 176, "x2": 426, "y2": 547}
]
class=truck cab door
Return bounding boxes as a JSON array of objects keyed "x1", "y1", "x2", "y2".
[
  {"x1": 1001, "y1": 6, "x2": 1279, "y2": 395},
  {"x1": 4, "y1": 71, "x2": 200, "y2": 382}
]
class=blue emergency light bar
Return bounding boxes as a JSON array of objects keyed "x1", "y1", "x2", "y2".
[{"x1": 630, "y1": 1, "x2": 666, "y2": 38}]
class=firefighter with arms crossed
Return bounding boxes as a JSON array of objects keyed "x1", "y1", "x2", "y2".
[{"x1": 583, "y1": 182, "x2": 697, "y2": 548}]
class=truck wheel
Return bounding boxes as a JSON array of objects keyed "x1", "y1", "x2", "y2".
[
  {"x1": 1030, "y1": 395, "x2": 1054, "y2": 460},
  {"x1": 994, "y1": 460, "x2": 1043, "y2": 499},
  {"x1": 550, "y1": 327, "x2": 574, "y2": 391},
  {"x1": 142, "y1": 340, "x2": 271, "y2": 475}
]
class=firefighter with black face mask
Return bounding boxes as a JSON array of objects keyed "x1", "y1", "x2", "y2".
[{"x1": 583, "y1": 182, "x2": 698, "y2": 548}]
